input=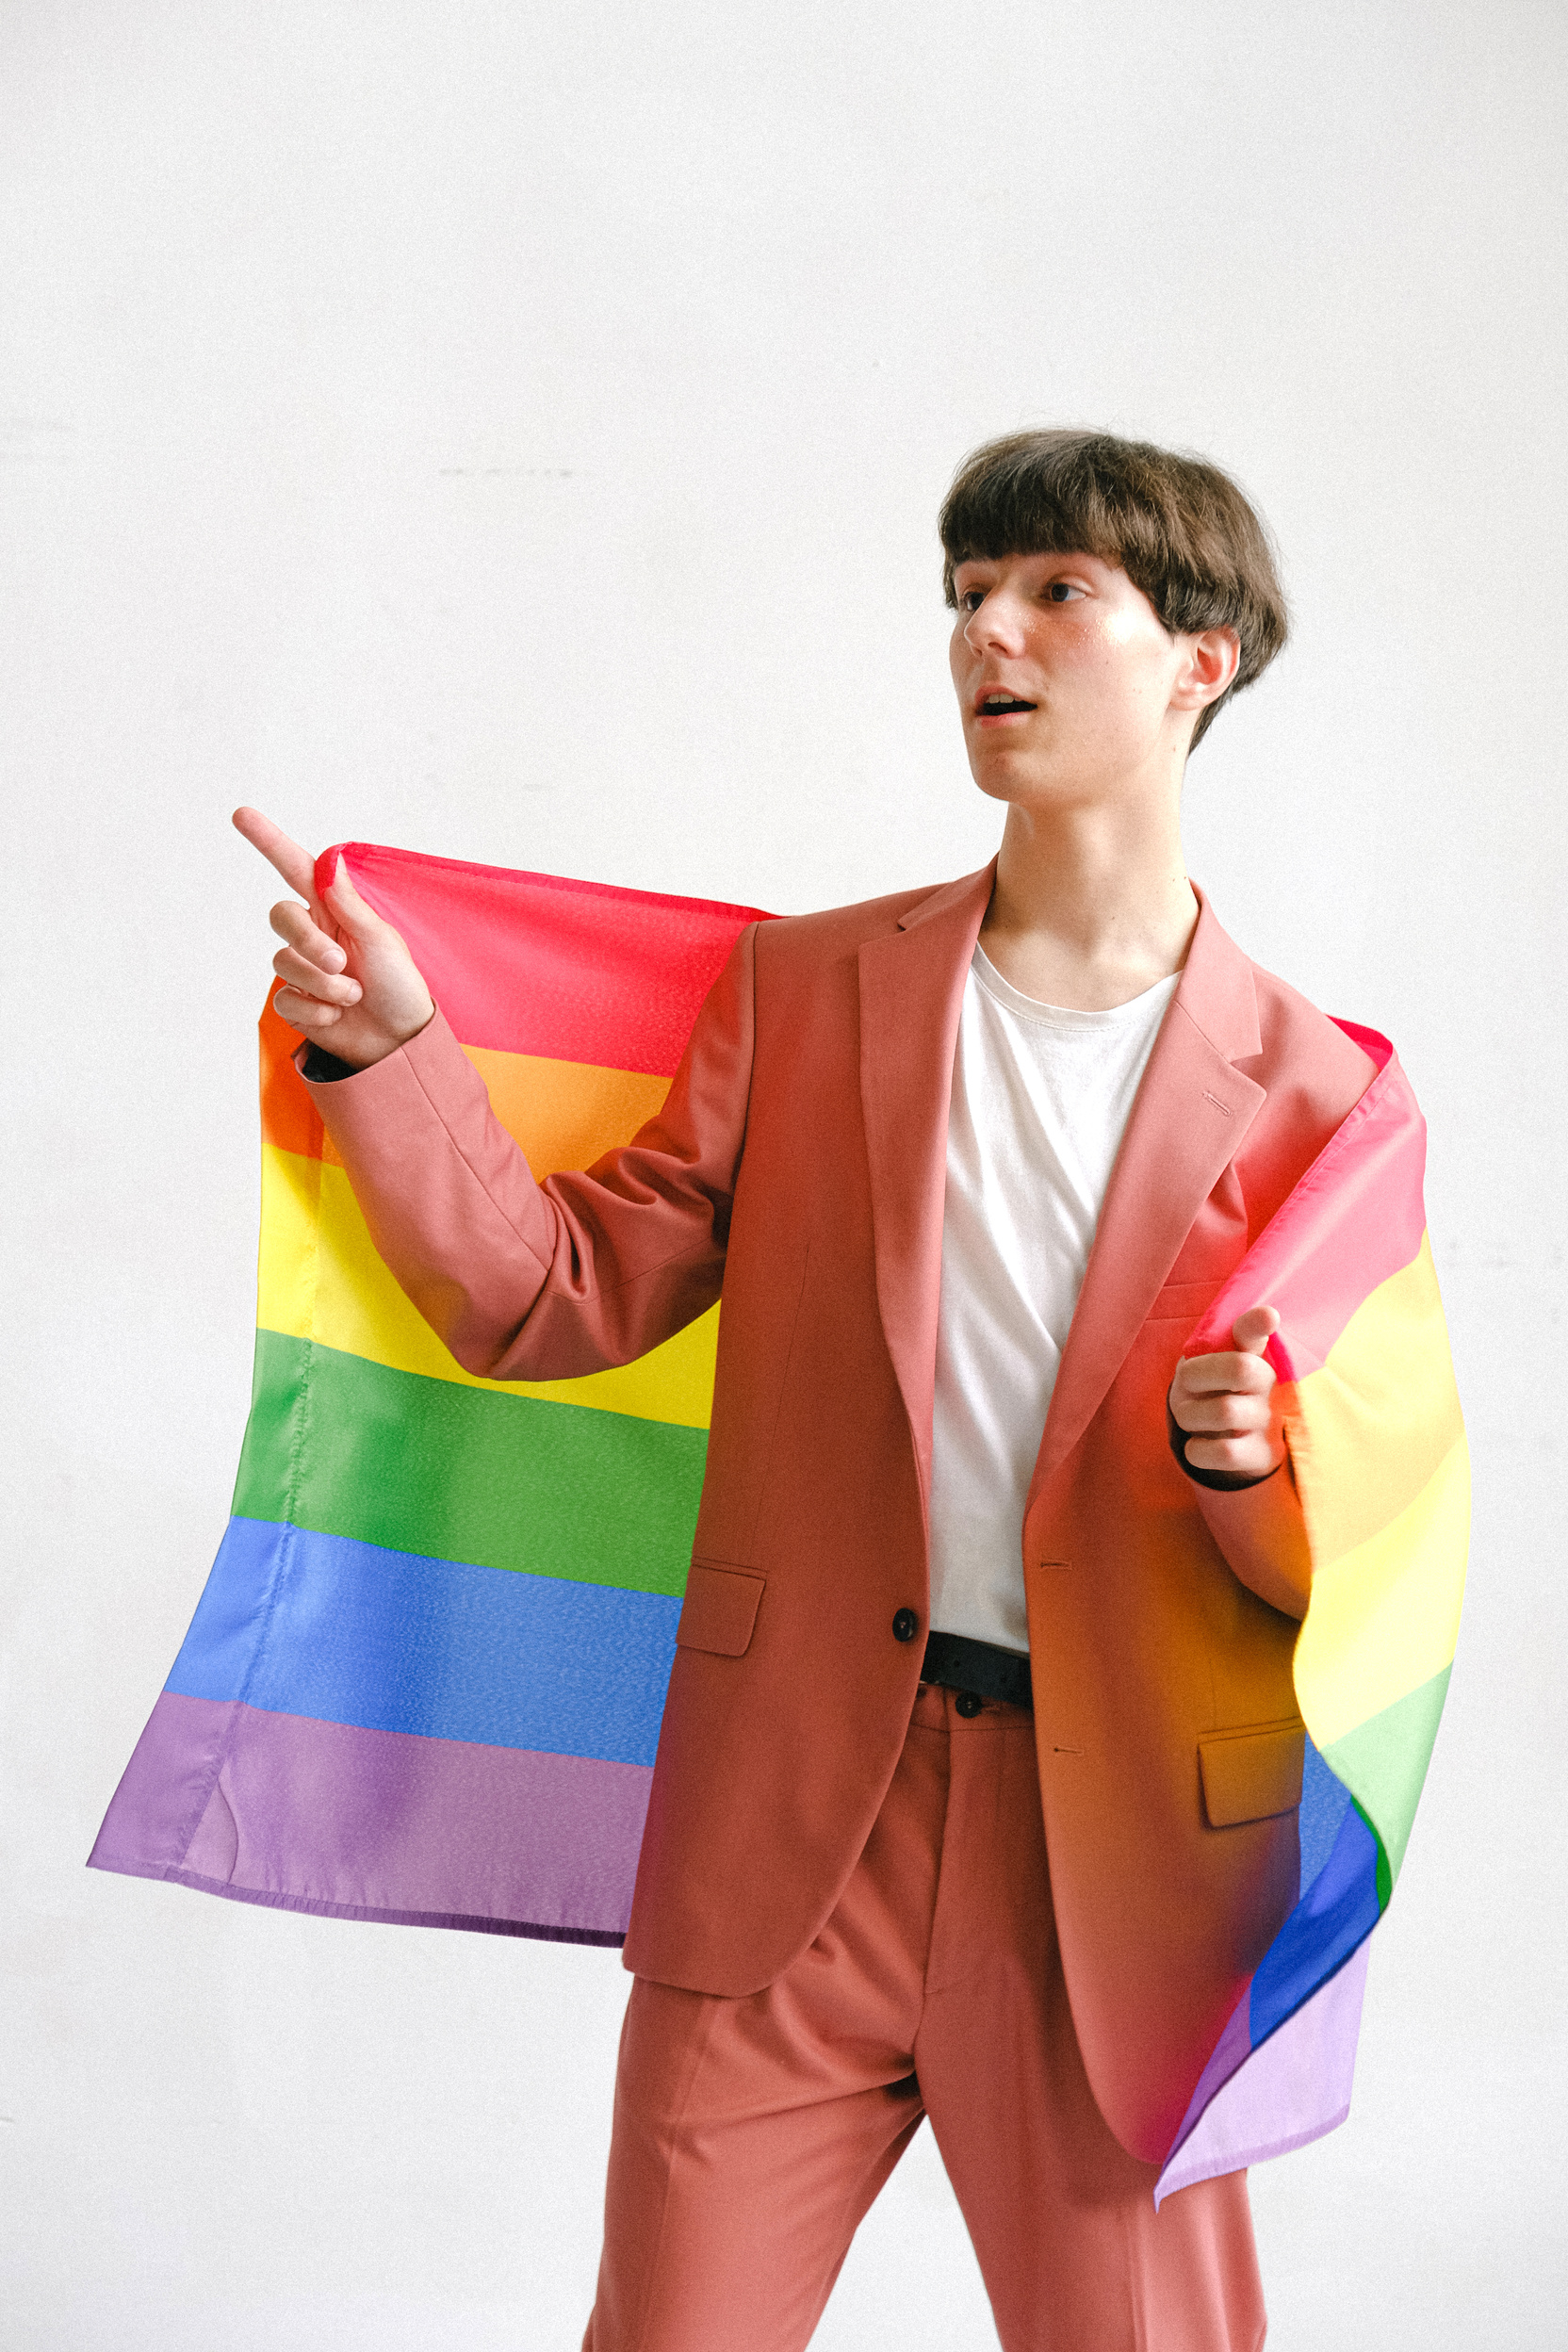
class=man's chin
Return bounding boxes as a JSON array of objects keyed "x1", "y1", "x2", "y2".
[{"x1": 968, "y1": 754, "x2": 1054, "y2": 808}]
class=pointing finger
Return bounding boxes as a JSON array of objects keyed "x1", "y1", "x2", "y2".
[{"x1": 234, "y1": 807, "x2": 318, "y2": 900}]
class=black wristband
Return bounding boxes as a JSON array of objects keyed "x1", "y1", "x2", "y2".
[
  {"x1": 300, "y1": 1043, "x2": 361, "y2": 1084},
  {"x1": 1166, "y1": 1396, "x2": 1283, "y2": 1494}
]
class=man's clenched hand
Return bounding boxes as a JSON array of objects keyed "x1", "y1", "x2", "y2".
[
  {"x1": 1168, "y1": 1305, "x2": 1286, "y2": 1483},
  {"x1": 233, "y1": 807, "x2": 435, "y2": 1070}
]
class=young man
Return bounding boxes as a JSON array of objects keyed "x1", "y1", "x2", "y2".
[{"x1": 237, "y1": 429, "x2": 1376, "y2": 2351}]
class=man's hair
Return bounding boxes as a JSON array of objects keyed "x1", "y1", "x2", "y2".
[{"x1": 939, "y1": 428, "x2": 1288, "y2": 748}]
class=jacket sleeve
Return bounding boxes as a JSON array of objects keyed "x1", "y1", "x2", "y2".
[{"x1": 300, "y1": 923, "x2": 758, "y2": 1381}]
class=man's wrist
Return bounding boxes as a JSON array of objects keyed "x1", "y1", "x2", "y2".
[
  {"x1": 300, "y1": 1042, "x2": 364, "y2": 1083},
  {"x1": 298, "y1": 1007, "x2": 435, "y2": 1083}
]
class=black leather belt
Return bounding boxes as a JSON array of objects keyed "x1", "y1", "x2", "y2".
[{"x1": 921, "y1": 1629, "x2": 1033, "y2": 1711}]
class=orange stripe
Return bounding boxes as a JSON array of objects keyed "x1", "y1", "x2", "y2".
[
  {"x1": 258, "y1": 997, "x2": 673, "y2": 1173},
  {"x1": 462, "y1": 1045, "x2": 670, "y2": 1176},
  {"x1": 259, "y1": 997, "x2": 325, "y2": 1160}
]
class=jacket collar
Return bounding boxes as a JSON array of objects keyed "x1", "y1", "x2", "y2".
[
  {"x1": 894, "y1": 864, "x2": 996, "y2": 936},
  {"x1": 858, "y1": 861, "x2": 996, "y2": 1501},
  {"x1": 859, "y1": 867, "x2": 1265, "y2": 1512}
]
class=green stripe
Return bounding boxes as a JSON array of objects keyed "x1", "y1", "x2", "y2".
[
  {"x1": 1351, "y1": 1799, "x2": 1394, "y2": 1913},
  {"x1": 1323, "y1": 1663, "x2": 1452, "y2": 1891},
  {"x1": 233, "y1": 1329, "x2": 706, "y2": 1597}
]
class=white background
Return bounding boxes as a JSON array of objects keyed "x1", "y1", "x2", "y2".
[{"x1": 3, "y1": 4, "x2": 1565, "y2": 2344}]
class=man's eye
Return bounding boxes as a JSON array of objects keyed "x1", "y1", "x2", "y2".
[
  {"x1": 959, "y1": 589, "x2": 986, "y2": 612},
  {"x1": 1046, "y1": 580, "x2": 1086, "y2": 603}
]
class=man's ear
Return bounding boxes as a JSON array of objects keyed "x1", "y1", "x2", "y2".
[{"x1": 1173, "y1": 627, "x2": 1242, "y2": 711}]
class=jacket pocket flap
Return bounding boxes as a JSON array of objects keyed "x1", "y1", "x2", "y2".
[
  {"x1": 1199, "y1": 1722, "x2": 1305, "y2": 1829},
  {"x1": 676, "y1": 1562, "x2": 765, "y2": 1658},
  {"x1": 1146, "y1": 1278, "x2": 1225, "y2": 1324}
]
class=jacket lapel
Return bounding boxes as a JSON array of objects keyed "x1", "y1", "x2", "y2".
[
  {"x1": 858, "y1": 862, "x2": 995, "y2": 1500},
  {"x1": 1029, "y1": 889, "x2": 1266, "y2": 1494}
]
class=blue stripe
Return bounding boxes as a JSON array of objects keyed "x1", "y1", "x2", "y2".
[
  {"x1": 166, "y1": 1517, "x2": 680, "y2": 1767},
  {"x1": 1298, "y1": 1737, "x2": 1354, "y2": 1898},
  {"x1": 1249, "y1": 1795, "x2": 1381, "y2": 2047}
]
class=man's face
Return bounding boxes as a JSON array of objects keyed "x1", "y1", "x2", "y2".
[{"x1": 948, "y1": 549, "x2": 1208, "y2": 809}]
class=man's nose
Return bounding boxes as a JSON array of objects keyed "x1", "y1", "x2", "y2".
[{"x1": 963, "y1": 592, "x2": 1027, "y2": 657}]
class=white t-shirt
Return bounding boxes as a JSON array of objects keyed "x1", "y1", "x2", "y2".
[{"x1": 926, "y1": 945, "x2": 1179, "y2": 1655}]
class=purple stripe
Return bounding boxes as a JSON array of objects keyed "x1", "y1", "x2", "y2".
[
  {"x1": 1153, "y1": 1943, "x2": 1369, "y2": 2204},
  {"x1": 1166, "y1": 1984, "x2": 1256, "y2": 2153},
  {"x1": 88, "y1": 1690, "x2": 649, "y2": 1943}
]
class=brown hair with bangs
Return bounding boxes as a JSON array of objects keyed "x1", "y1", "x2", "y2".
[{"x1": 939, "y1": 428, "x2": 1288, "y2": 749}]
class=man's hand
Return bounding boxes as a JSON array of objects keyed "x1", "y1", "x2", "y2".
[
  {"x1": 1168, "y1": 1305, "x2": 1286, "y2": 1483},
  {"x1": 233, "y1": 807, "x2": 435, "y2": 1070}
]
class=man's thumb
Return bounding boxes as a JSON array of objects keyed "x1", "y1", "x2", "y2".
[
  {"x1": 315, "y1": 846, "x2": 380, "y2": 936},
  {"x1": 1232, "y1": 1305, "x2": 1282, "y2": 1356}
]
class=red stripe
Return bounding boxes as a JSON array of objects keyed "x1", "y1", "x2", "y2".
[
  {"x1": 1186, "y1": 1052, "x2": 1428, "y2": 1378},
  {"x1": 317, "y1": 841, "x2": 773, "y2": 1075},
  {"x1": 1329, "y1": 1015, "x2": 1393, "y2": 1071}
]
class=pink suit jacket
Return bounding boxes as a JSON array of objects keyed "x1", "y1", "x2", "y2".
[{"x1": 304, "y1": 862, "x2": 1376, "y2": 2163}]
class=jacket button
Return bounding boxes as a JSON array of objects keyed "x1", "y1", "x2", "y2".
[
  {"x1": 891, "y1": 1609, "x2": 919, "y2": 1643},
  {"x1": 955, "y1": 1690, "x2": 984, "y2": 1718}
]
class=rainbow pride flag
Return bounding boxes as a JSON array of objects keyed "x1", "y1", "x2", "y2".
[
  {"x1": 90, "y1": 843, "x2": 767, "y2": 1943},
  {"x1": 91, "y1": 845, "x2": 1465, "y2": 2185},
  {"x1": 1155, "y1": 1019, "x2": 1467, "y2": 2196}
]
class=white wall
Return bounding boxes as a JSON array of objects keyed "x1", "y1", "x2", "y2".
[{"x1": 3, "y1": 3, "x2": 1564, "y2": 2344}]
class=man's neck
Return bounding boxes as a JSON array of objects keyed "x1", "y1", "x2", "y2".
[{"x1": 978, "y1": 799, "x2": 1198, "y2": 1013}]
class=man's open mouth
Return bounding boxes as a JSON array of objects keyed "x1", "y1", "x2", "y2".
[{"x1": 977, "y1": 694, "x2": 1037, "y2": 714}]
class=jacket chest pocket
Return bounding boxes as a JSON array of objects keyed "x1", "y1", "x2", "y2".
[
  {"x1": 1199, "y1": 1720, "x2": 1305, "y2": 1828},
  {"x1": 676, "y1": 1560, "x2": 766, "y2": 1658},
  {"x1": 1143, "y1": 1278, "x2": 1224, "y2": 1331}
]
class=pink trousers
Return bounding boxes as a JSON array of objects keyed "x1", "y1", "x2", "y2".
[{"x1": 583, "y1": 1683, "x2": 1266, "y2": 2352}]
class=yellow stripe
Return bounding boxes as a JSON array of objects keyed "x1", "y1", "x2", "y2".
[
  {"x1": 258, "y1": 1142, "x2": 717, "y2": 1429},
  {"x1": 1284, "y1": 1236, "x2": 1464, "y2": 1569},
  {"x1": 1293, "y1": 1432, "x2": 1470, "y2": 1749},
  {"x1": 256, "y1": 1141, "x2": 321, "y2": 1338},
  {"x1": 318, "y1": 1046, "x2": 673, "y2": 1180}
]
